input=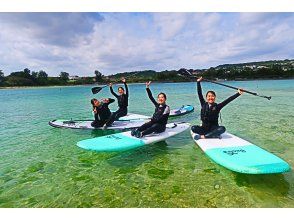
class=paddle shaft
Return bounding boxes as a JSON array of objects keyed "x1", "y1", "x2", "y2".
[
  {"x1": 182, "y1": 69, "x2": 271, "y2": 100},
  {"x1": 92, "y1": 72, "x2": 140, "y2": 93},
  {"x1": 202, "y1": 78, "x2": 257, "y2": 95}
]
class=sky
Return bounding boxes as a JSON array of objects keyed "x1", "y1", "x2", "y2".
[{"x1": 0, "y1": 12, "x2": 293, "y2": 76}]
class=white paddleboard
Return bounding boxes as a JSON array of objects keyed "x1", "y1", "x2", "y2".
[
  {"x1": 191, "y1": 130, "x2": 290, "y2": 174},
  {"x1": 113, "y1": 113, "x2": 150, "y2": 121},
  {"x1": 77, "y1": 122, "x2": 190, "y2": 152},
  {"x1": 49, "y1": 119, "x2": 147, "y2": 130}
]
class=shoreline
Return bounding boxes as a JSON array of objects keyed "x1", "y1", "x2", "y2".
[{"x1": 0, "y1": 77, "x2": 293, "y2": 90}]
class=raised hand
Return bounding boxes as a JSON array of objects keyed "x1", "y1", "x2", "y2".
[
  {"x1": 238, "y1": 88, "x2": 244, "y2": 95},
  {"x1": 197, "y1": 77, "x2": 203, "y2": 82},
  {"x1": 121, "y1": 77, "x2": 126, "y2": 83},
  {"x1": 109, "y1": 82, "x2": 113, "y2": 87},
  {"x1": 146, "y1": 81, "x2": 152, "y2": 88}
]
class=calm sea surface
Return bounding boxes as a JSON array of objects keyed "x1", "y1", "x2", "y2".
[{"x1": 0, "y1": 80, "x2": 293, "y2": 207}]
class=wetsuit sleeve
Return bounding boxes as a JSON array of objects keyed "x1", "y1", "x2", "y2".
[
  {"x1": 102, "y1": 98, "x2": 115, "y2": 108},
  {"x1": 218, "y1": 93, "x2": 240, "y2": 110},
  {"x1": 93, "y1": 107, "x2": 99, "y2": 121},
  {"x1": 106, "y1": 98, "x2": 115, "y2": 106},
  {"x1": 146, "y1": 88, "x2": 158, "y2": 107},
  {"x1": 108, "y1": 98, "x2": 115, "y2": 104},
  {"x1": 151, "y1": 106, "x2": 170, "y2": 123},
  {"x1": 110, "y1": 86, "x2": 119, "y2": 98},
  {"x1": 197, "y1": 81, "x2": 205, "y2": 106},
  {"x1": 124, "y1": 82, "x2": 129, "y2": 97}
]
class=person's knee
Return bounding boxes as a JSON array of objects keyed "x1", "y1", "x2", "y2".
[
  {"x1": 218, "y1": 126, "x2": 226, "y2": 133},
  {"x1": 151, "y1": 123, "x2": 159, "y2": 129},
  {"x1": 191, "y1": 125, "x2": 200, "y2": 133},
  {"x1": 91, "y1": 121, "x2": 101, "y2": 128},
  {"x1": 158, "y1": 126, "x2": 166, "y2": 133}
]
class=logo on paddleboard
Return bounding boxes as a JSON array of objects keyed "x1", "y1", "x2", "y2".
[
  {"x1": 106, "y1": 135, "x2": 122, "y2": 140},
  {"x1": 223, "y1": 149, "x2": 246, "y2": 156}
]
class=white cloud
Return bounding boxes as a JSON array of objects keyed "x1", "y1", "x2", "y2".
[
  {"x1": 153, "y1": 13, "x2": 188, "y2": 40},
  {"x1": 0, "y1": 13, "x2": 293, "y2": 76}
]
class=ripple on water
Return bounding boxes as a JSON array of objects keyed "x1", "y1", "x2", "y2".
[{"x1": 0, "y1": 81, "x2": 293, "y2": 207}]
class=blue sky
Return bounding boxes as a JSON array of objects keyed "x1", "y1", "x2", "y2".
[{"x1": 0, "y1": 13, "x2": 293, "y2": 76}]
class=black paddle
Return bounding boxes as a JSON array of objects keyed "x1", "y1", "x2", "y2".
[
  {"x1": 178, "y1": 68, "x2": 271, "y2": 100},
  {"x1": 91, "y1": 85, "x2": 108, "y2": 94},
  {"x1": 91, "y1": 72, "x2": 140, "y2": 94}
]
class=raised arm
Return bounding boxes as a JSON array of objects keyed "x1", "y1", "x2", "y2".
[
  {"x1": 102, "y1": 98, "x2": 115, "y2": 107},
  {"x1": 109, "y1": 83, "x2": 119, "y2": 98},
  {"x1": 122, "y1": 78, "x2": 129, "y2": 97},
  {"x1": 146, "y1": 81, "x2": 158, "y2": 106},
  {"x1": 197, "y1": 79, "x2": 205, "y2": 106},
  {"x1": 146, "y1": 88, "x2": 158, "y2": 106},
  {"x1": 108, "y1": 98, "x2": 115, "y2": 104},
  {"x1": 218, "y1": 92, "x2": 241, "y2": 110}
]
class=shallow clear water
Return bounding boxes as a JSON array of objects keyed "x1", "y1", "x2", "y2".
[{"x1": 0, "y1": 80, "x2": 293, "y2": 207}]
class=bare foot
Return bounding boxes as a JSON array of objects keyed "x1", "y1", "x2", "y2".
[{"x1": 201, "y1": 135, "x2": 205, "y2": 139}]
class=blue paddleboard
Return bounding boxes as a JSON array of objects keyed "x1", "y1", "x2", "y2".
[{"x1": 170, "y1": 105, "x2": 194, "y2": 117}]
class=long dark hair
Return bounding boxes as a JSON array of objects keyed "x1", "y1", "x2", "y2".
[
  {"x1": 118, "y1": 87, "x2": 125, "y2": 92},
  {"x1": 91, "y1": 98, "x2": 97, "y2": 106},
  {"x1": 158, "y1": 92, "x2": 167, "y2": 100},
  {"x1": 206, "y1": 90, "x2": 216, "y2": 97}
]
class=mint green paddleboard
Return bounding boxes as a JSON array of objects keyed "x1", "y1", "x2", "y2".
[
  {"x1": 191, "y1": 130, "x2": 291, "y2": 174},
  {"x1": 77, "y1": 122, "x2": 190, "y2": 152}
]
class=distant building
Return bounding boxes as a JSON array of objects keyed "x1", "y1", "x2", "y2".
[
  {"x1": 69, "y1": 75, "x2": 80, "y2": 80},
  {"x1": 257, "y1": 66, "x2": 269, "y2": 69},
  {"x1": 192, "y1": 71, "x2": 202, "y2": 75},
  {"x1": 244, "y1": 65, "x2": 254, "y2": 69}
]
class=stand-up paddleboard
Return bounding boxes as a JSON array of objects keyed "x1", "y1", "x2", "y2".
[
  {"x1": 77, "y1": 122, "x2": 190, "y2": 152},
  {"x1": 170, "y1": 105, "x2": 194, "y2": 117},
  {"x1": 119, "y1": 106, "x2": 194, "y2": 119},
  {"x1": 113, "y1": 113, "x2": 150, "y2": 121},
  {"x1": 190, "y1": 130, "x2": 290, "y2": 174},
  {"x1": 49, "y1": 119, "x2": 146, "y2": 130}
]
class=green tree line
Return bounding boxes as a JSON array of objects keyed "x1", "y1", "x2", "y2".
[
  {"x1": 0, "y1": 68, "x2": 102, "y2": 87},
  {"x1": 202, "y1": 66, "x2": 294, "y2": 80},
  {"x1": 1, "y1": 62, "x2": 293, "y2": 88}
]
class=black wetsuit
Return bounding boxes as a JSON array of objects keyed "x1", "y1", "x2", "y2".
[
  {"x1": 106, "y1": 82, "x2": 129, "y2": 126},
  {"x1": 91, "y1": 98, "x2": 115, "y2": 128},
  {"x1": 137, "y1": 88, "x2": 170, "y2": 136},
  {"x1": 191, "y1": 81, "x2": 240, "y2": 138}
]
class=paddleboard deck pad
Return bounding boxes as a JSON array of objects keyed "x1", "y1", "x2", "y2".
[
  {"x1": 113, "y1": 113, "x2": 150, "y2": 121},
  {"x1": 49, "y1": 119, "x2": 147, "y2": 130},
  {"x1": 191, "y1": 130, "x2": 290, "y2": 174},
  {"x1": 77, "y1": 122, "x2": 190, "y2": 152},
  {"x1": 170, "y1": 105, "x2": 194, "y2": 117}
]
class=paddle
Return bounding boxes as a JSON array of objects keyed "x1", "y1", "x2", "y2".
[
  {"x1": 178, "y1": 68, "x2": 271, "y2": 100},
  {"x1": 91, "y1": 72, "x2": 140, "y2": 94},
  {"x1": 91, "y1": 85, "x2": 108, "y2": 94}
]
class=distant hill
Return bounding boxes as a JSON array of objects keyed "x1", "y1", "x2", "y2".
[
  {"x1": 216, "y1": 59, "x2": 294, "y2": 69},
  {"x1": 107, "y1": 58, "x2": 294, "y2": 82},
  {"x1": 1, "y1": 58, "x2": 293, "y2": 88}
]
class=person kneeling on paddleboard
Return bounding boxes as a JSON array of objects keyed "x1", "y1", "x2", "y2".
[
  {"x1": 91, "y1": 98, "x2": 115, "y2": 128},
  {"x1": 105, "y1": 77, "x2": 129, "y2": 127},
  {"x1": 192, "y1": 77, "x2": 243, "y2": 140},
  {"x1": 131, "y1": 81, "x2": 170, "y2": 138}
]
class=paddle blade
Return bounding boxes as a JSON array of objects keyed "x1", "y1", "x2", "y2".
[
  {"x1": 91, "y1": 87, "x2": 103, "y2": 94},
  {"x1": 178, "y1": 68, "x2": 194, "y2": 77}
]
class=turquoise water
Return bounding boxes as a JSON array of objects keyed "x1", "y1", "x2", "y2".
[{"x1": 0, "y1": 80, "x2": 293, "y2": 207}]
